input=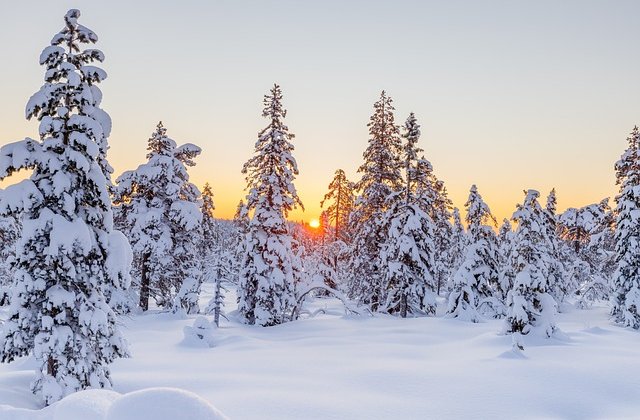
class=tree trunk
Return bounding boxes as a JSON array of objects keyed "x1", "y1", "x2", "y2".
[
  {"x1": 214, "y1": 266, "x2": 221, "y2": 327},
  {"x1": 47, "y1": 355, "x2": 57, "y2": 377},
  {"x1": 139, "y1": 252, "x2": 151, "y2": 311},
  {"x1": 400, "y1": 293, "x2": 408, "y2": 318}
]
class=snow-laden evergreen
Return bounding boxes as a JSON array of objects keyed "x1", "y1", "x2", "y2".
[
  {"x1": 430, "y1": 180, "x2": 455, "y2": 296},
  {"x1": 0, "y1": 9, "x2": 129, "y2": 404},
  {"x1": 198, "y1": 185, "x2": 234, "y2": 327},
  {"x1": 379, "y1": 113, "x2": 437, "y2": 317},
  {"x1": 238, "y1": 84, "x2": 303, "y2": 326},
  {"x1": 321, "y1": 169, "x2": 355, "y2": 242},
  {"x1": 447, "y1": 185, "x2": 501, "y2": 321},
  {"x1": 542, "y1": 189, "x2": 569, "y2": 305},
  {"x1": 505, "y1": 190, "x2": 557, "y2": 349},
  {"x1": 347, "y1": 91, "x2": 403, "y2": 311},
  {"x1": 496, "y1": 218, "x2": 514, "y2": 301},
  {"x1": 114, "y1": 122, "x2": 202, "y2": 313},
  {"x1": 199, "y1": 183, "x2": 217, "y2": 258},
  {"x1": 0, "y1": 215, "x2": 19, "y2": 305},
  {"x1": 232, "y1": 200, "x2": 250, "y2": 282},
  {"x1": 611, "y1": 126, "x2": 640, "y2": 329},
  {"x1": 558, "y1": 199, "x2": 614, "y2": 308},
  {"x1": 447, "y1": 208, "x2": 467, "y2": 277}
]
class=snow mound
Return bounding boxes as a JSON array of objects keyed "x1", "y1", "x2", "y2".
[
  {"x1": 497, "y1": 348, "x2": 528, "y2": 359},
  {"x1": 105, "y1": 388, "x2": 227, "y2": 420},
  {"x1": 182, "y1": 316, "x2": 216, "y2": 347},
  {"x1": 53, "y1": 389, "x2": 120, "y2": 420},
  {"x1": 0, "y1": 388, "x2": 227, "y2": 420}
]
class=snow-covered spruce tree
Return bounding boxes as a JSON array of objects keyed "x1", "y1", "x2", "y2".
[
  {"x1": 0, "y1": 215, "x2": 20, "y2": 306},
  {"x1": 114, "y1": 122, "x2": 202, "y2": 313},
  {"x1": 447, "y1": 185, "x2": 501, "y2": 321},
  {"x1": 203, "y1": 242, "x2": 235, "y2": 327},
  {"x1": 448, "y1": 207, "x2": 467, "y2": 273},
  {"x1": 379, "y1": 112, "x2": 437, "y2": 317},
  {"x1": 321, "y1": 169, "x2": 355, "y2": 242},
  {"x1": 505, "y1": 190, "x2": 557, "y2": 349},
  {"x1": 543, "y1": 189, "x2": 569, "y2": 305},
  {"x1": 0, "y1": 9, "x2": 129, "y2": 404},
  {"x1": 199, "y1": 183, "x2": 233, "y2": 326},
  {"x1": 582, "y1": 200, "x2": 615, "y2": 301},
  {"x1": 430, "y1": 179, "x2": 455, "y2": 295},
  {"x1": 232, "y1": 200, "x2": 250, "y2": 282},
  {"x1": 387, "y1": 117, "x2": 453, "y2": 297},
  {"x1": 238, "y1": 84, "x2": 303, "y2": 327},
  {"x1": 199, "y1": 183, "x2": 217, "y2": 258},
  {"x1": 496, "y1": 218, "x2": 514, "y2": 301},
  {"x1": 347, "y1": 91, "x2": 403, "y2": 311},
  {"x1": 611, "y1": 126, "x2": 640, "y2": 329},
  {"x1": 558, "y1": 200, "x2": 614, "y2": 308}
]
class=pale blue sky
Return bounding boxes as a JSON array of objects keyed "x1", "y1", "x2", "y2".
[{"x1": 0, "y1": 1, "x2": 638, "y2": 221}]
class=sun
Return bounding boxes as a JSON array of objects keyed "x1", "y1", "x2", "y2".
[{"x1": 309, "y1": 219, "x2": 320, "y2": 229}]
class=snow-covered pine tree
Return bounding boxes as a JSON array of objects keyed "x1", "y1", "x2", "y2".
[
  {"x1": 238, "y1": 84, "x2": 303, "y2": 327},
  {"x1": 558, "y1": 207, "x2": 590, "y2": 254},
  {"x1": 543, "y1": 189, "x2": 569, "y2": 304},
  {"x1": 0, "y1": 215, "x2": 19, "y2": 306},
  {"x1": 558, "y1": 200, "x2": 614, "y2": 308},
  {"x1": 321, "y1": 169, "x2": 355, "y2": 242},
  {"x1": 379, "y1": 112, "x2": 437, "y2": 317},
  {"x1": 347, "y1": 91, "x2": 403, "y2": 311},
  {"x1": 203, "y1": 241, "x2": 235, "y2": 327},
  {"x1": 611, "y1": 126, "x2": 640, "y2": 329},
  {"x1": 448, "y1": 207, "x2": 467, "y2": 274},
  {"x1": 497, "y1": 218, "x2": 514, "y2": 301},
  {"x1": 232, "y1": 200, "x2": 250, "y2": 282},
  {"x1": 114, "y1": 122, "x2": 202, "y2": 313},
  {"x1": 385, "y1": 115, "x2": 453, "y2": 297},
  {"x1": 234, "y1": 200, "x2": 250, "y2": 238},
  {"x1": 505, "y1": 190, "x2": 557, "y2": 349},
  {"x1": 198, "y1": 183, "x2": 233, "y2": 326},
  {"x1": 431, "y1": 179, "x2": 455, "y2": 295},
  {"x1": 0, "y1": 9, "x2": 129, "y2": 404},
  {"x1": 447, "y1": 185, "x2": 501, "y2": 321},
  {"x1": 199, "y1": 183, "x2": 217, "y2": 258}
]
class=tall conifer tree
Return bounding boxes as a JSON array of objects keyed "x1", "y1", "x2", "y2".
[
  {"x1": 447, "y1": 185, "x2": 500, "y2": 321},
  {"x1": 238, "y1": 84, "x2": 303, "y2": 326},
  {"x1": 505, "y1": 190, "x2": 557, "y2": 349},
  {"x1": 611, "y1": 126, "x2": 640, "y2": 328},
  {"x1": 348, "y1": 91, "x2": 403, "y2": 310},
  {"x1": 320, "y1": 169, "x2": 355, "y2": 242},
  {"x1": 0, "y1": 10, "x2": 129, "y2": 404},
  {"x1": 114, "y1": 122, "x2": 202, "y2": 313},
  {"x1": 379, "y1": 113, "x2": 437, "y2": 317}
]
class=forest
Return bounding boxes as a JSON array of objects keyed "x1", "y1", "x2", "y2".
[{"x1": 0, "y1": 8, "x2": 638, "y2": 420}]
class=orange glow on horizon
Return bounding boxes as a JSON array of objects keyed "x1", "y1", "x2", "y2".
[{"x1": 309, "y1": 219, "x2": 320, "y2": 229}]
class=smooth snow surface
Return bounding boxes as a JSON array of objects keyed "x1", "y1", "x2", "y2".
[{"x1": 1, "y1": 284, "x2": 639, "y2": 419}]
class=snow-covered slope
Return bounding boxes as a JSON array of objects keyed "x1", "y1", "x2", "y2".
[{"x1": 1, "y1": 284, "x2": 639, "y2": 419}]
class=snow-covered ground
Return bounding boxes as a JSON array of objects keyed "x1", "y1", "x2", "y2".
[{"x1": 1, "y1": 283, "x2": 639, "y2": 419}]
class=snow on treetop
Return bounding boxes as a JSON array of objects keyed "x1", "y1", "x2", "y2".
[{"x1": 65, "y1": 9, "x2": 81, "y2": 22}]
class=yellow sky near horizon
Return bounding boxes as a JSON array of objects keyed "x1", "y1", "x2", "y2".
[{"x1": 0, "y1": 1, "x2": 635, "y2": 226}]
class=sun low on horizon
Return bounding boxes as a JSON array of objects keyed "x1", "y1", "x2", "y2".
[{"x1": 308, "y1": 218, "x2": 321, "y2": 229}]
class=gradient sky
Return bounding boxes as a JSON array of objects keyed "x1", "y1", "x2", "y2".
[{"x1": 0, "y1": 1, "x2": 639, "y2": 223}]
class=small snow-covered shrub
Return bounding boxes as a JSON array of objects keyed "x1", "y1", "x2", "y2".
[{"x1": 183, "y1": 316, "x2": 216, "y2": 347}]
